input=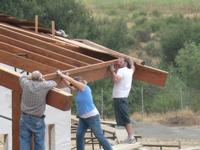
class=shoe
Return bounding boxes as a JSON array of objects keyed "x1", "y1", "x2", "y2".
[{"x1": 123, "y1": 136, "x2": 137, "y2": 144}]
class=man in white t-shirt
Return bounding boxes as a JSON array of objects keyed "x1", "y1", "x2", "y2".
[{"x1": 110, "y1": 57, "x2": 136, "y2": 144}]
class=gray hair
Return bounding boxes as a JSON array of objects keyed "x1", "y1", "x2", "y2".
[{"x1": 31, "y1": 71, "x2": 43, "y2": 81}]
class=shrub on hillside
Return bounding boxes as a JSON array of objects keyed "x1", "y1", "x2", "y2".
[
  {"x1": 133, "y1": 26, "x2": 152, "y2": 42},
  {"x1": 144, "y1": 41, "x2": 161, "y2": 57},
  {"x1": 176, "y1": 42, "x2": 200, "y2": 89}
]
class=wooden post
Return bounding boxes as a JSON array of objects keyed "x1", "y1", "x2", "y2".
[
  {"x1": 51, "y1": 21, "x2": 55, "y2": 38},
  {"x1": 12, "y1": 91, "x2": 21, "y2": 150},
  {"x1": 3, "y1": 134, "x2": 8, "y2": 150},
  {"x1": 48, "y1": 124, "x2": 55, "y2": 150},
  {"x1": 35, "y1": 15, "x2": 38, "y2": 33}
]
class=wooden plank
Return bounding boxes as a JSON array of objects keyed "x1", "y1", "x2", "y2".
[
  {"x1": 12, "y1": 91, "x2": 20, "y2": 150},
  {"x1": 0, "y1": 26, "x2": 102, "y2": 64},
  {"x1": 55, "y1": 37, "x2": 117, "y2": 61},
  {"x1": 44, "y1": 59, "x2": 118, "y2": 82},
  {"x1": 75, "y1": 39, "x2": 145, "y2": 64},
  {"x1": 134, "y1": 64, "x2": 168, "y2": 87},
  {"x1": 0, "y1": 42, "x2": 75, "y2": 70},
  {"x1": 0, "y1": 34, "x2": 87, "y2": 67},
  {"x1": 58, "y1": 37, "x2": 109, "y2": 54},
  {"x1": 0, "y1": 49, "x2": 56, "y2": 74},
  {"x1": 0, "y1": 66, "x2": 72, "y2": 111},
  {"x1": 112, "y1": 143, "x2": 142, "y2": 150}
]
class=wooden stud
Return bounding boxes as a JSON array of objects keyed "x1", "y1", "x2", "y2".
[
  {"x1": 51, "y1": 21, "x2": 55, "y2": 39},
  {"x1": 35, "y1": 15, "x2": 38, "y2": 33}
]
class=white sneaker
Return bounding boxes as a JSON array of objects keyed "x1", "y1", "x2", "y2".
[{"x1": 123, "y1": 136, "x2": 137, "y2": 144}]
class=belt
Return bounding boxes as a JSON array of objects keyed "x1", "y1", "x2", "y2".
[{"x1": 22, "y1": 112, "x2": 44, "y2": 118}]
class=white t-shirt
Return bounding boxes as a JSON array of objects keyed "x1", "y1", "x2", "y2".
[{"x1": 112, "y1": 67, "x2": 134, "y2": 98}]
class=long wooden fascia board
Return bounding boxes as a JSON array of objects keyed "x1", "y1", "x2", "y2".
[
  {"x1": 0, "y1": 66, "x2": 72, "y2": 111},
  {"x1": 0, "y1": 42, "x2": 75, "y2": 70},
  {"x1": 0, "y1": 49, "x2": 56, "y2": 74},
  {"x1": 0, "y1": 23, "x2": 79, "y2": 50},
  {"x1": 0, "y1": 26, "x2": 103, "y2": 64},
  {"x1": 76, "y1": 39, "x2": 145, "y2": 64},
  {"x1": 44, "y1": 59, "x2": 118, "y2": 82},
  {"x1": 0, "y1": 34, "x2": 87, "y2": 67}
]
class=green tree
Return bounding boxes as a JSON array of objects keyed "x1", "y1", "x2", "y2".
[
  {"x1": 159, "y1": 15, "x2": 200, "y2": 66},
  {"x1": 0, "y1": 0, "x2": 98, "y2": 39},
  {"x1": 176, "y1": 42, "x2": 200, "y2": 89}
]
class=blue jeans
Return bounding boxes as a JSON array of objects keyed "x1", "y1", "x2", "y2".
[
  {"x1": 76, "y1": 115, "x2": 112, "y2": 150},
  {"x1": 20, "y1": 114, "x2": 45, "y2": 150}
]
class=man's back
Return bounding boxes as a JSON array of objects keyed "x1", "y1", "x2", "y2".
[{"x1": 19, "y1": 75, "x2": 57, "y2": 117}]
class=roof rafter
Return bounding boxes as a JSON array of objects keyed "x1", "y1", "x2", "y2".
[
  {"x1": 0, "y1": 49, "x2": 56, "y2": 74},
  {"x1": 0, "y1": 26, "x2": 103, "y2": 64},
  {"x1": 0, "y1": 42, "x2": 75, "y2": 70},
  {"x1": 0, "y1": 23, "x2": 79, "y2": 50},
  {"x1": 0, "y1": 34, "x2": 87, "y2": 67}
]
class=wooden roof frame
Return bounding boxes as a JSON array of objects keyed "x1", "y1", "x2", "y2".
[{"x1": 0, "y1": 14, "x2": 168, "y2": 150}]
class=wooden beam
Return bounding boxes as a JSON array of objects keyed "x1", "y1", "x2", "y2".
[
  {"x1": 44, "y1": 60, "x2": 118, "y2": 82},
  {"x1": 56, "y1": 37, "x2": 117, "y2": 61},
  {"x1": 12, "y1": 90, "x2": 20, "y2": 150},
  {"x1": 0, "y1": 42, "x2": 75, "y2": 70},
  {"x1": 134, "y1": 64, "x2": 168, "y2": 87},
  {"x1": 0, "y1": 26, "x2": 102, "y2": 64},
  {"x1": 74, "y1": 39, "x2": 145, "y2": 64},
  {"x1": 0, "y1": 49, "x2": 56, "y2": 74},
  {"x1": 0, "y1": 66, "x2": 72, "y2": 110},
  {"x1": 0, "y1": 34, "x2": 87, "y2": 67},
  {"x1": 44, "y1": 60, "x2": 168, "y2": 86}
]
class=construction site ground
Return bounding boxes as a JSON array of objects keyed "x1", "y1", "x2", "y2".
[{"x1": 1, "y1": 121, "x2": 200, "y2": 150}]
